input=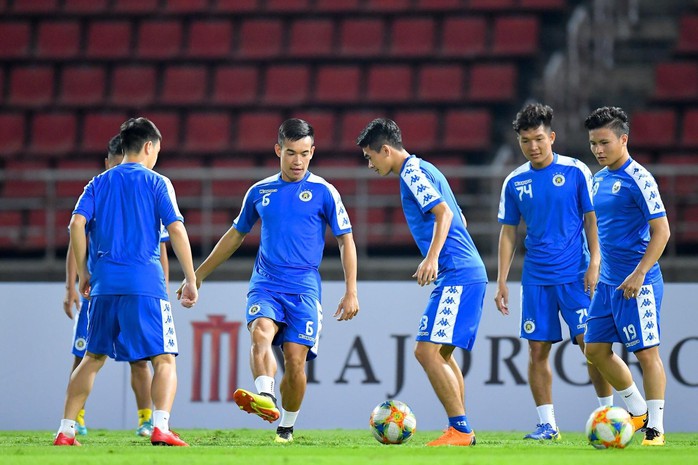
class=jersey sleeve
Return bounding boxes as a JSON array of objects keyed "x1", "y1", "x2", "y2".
[
  {"x1": 401, "y1": 162, "x2": 442, "y2": 213},
  {"x1": 72, "y1": 177, "x2": 96, "y2": 223},
  {"x1": 156, "y1": 176, "x2": 184, "y2": 227},
  {"x1": 632, "y1": 171, "x2": 666, "y2": 221},
  {"x1": 323, "y1": 183, "x2": 352, "y2": 236},
  {"x1": 577, "y1": 163, "x2": 595, "y2": 213},
  {"x1": 159, "y1": 223, "x2": 170, "y2": 242},
  {"x1": 497, "y1": 178, "x2": 520, "y2": 225},
  {"x1": 232, "y1": 185, "x2": 259, "y2": 234}
]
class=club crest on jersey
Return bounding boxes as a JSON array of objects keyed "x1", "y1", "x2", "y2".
[
  {"x1": 523, "y1": 319, "x2": 536, "y2": 334},
  {"x1": 74, "y1": 337, "x2": 86, "y2": 351},
  {"x1": 248, "y1": 304, "x2": 261, "y2": 315},
  {"x1": 299, "y1": 190, "x2": 313, "y2": 202},
  {"x1": 612, "y1": 181, "x2": 622, "y2": 194},
  {"x1": 552, "y1": 173, "x2": 565, "y2": 187}
]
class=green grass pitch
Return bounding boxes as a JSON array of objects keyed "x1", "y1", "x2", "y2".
[{"x1": 1, "y1": 430, "x2": 697, "y2": 465}]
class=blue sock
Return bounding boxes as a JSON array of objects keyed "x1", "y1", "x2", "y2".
[{"x1": 449, "y1": 415, "x2": 472, "y2": 433}]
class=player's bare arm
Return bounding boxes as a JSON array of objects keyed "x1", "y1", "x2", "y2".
[
  {"x1": 617, "y1": 216, "x2": 670, "y2": 299},
  {"x1": 495, "y1": 224, "x2": 517, "y2": 315},
  {"x1": 335, "y1": 232, "x2": 359, "y2": 321},
  {"x1": 583, "y1": 211, "x2": 601, "y2": 298},
  {"x1": 413, "y1": 201, "x2": 452, "y2": 286},
  {"x1": 167, "y1": 220, "x2": 198, "y2": 308},
  {"x1": 63, "y1": 239, "x2": 80, "y2": 319},
  {"x1": 69, "y1": 214, "x2": 91, "y2": 299}
]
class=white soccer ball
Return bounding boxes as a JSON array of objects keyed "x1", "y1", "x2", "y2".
[
  {"x1": 585, "y1": 406, "x2": 634, "y2": 449},
  {"x1": 369, "y1": 400, "x2": 417, "y2": 445}
]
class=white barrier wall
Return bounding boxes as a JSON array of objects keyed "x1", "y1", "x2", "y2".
[{"x1": 1, "y1": 282, "x2": 696, "y2": 432}]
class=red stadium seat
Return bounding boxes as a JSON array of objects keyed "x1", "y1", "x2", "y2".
[
  {"x1": 184, "y1": 112, "x2": 232, "y2": 153},
  {"x1": 441, "y1": 17, "x2": 487, "y2": 57},
  {"x1": 164, "y1": 0, "x2": 209, "y2": 12},
  {"x1": 492, "y1": 16, "x2": 540, "y2": 56},
  {"x1": 292, "y1": 110, "x2": 336, "y2": 149},
  {"x1": 391, "y1": 18, "x2": 435, "y2": 57},
  {"x1": 12, "y1": 0, "x2": 57, "y2": 12},
  {"x1": 36, "y1": 21, "x2": 80, "y2": 58},
  {"x1": 161, "y1": 66, "x2": 207, "y2": 105},
  {"x1": 0, "y1": 113, "x2": 25, "y2": 157},
  {"x1": 157, "y1": 159, "x2": 204, "y2": 197},
  {"x1": 59, "y1": 66, "x2": 107, "y2": 107},
  {"x1": 237, "y1": 112, "x2": 283, "y2": 151},
  {"x1": 2, "y1": 161, "x2": 49, "y2": 198},
  {"x1": 264, "y1": 65, "x2": 310, "y2": 105},
  {"x1": 468, "y1": 0, "x2": 515, "y2": 10},
  {"x1": 680, "y1": 109, "x2": 698, "y2": 148},
  {"x1": 141, "y1": 112, "x2": 180, "y2": 145},
  {"x1": 676, "y1": 15, "x2": 698, "y2": 55},
  {"x1": 9, "y1": 66, "x2": 54, "y2": 108},
  {"x1": 238, "y1": 19, "x2": 282, "y2": 58},
  {"x1": 653, "y1": 62, "x2": 698, "y2": 101},
  {"x1": 339, "y1": 19, "x2": 385, "y2": 57},
  {"x1": 417, "y1": 64, "x2": 465, "y2": 102},
  {"x1": 111, "y1": 66, "x2": 157, "y2": 106},
  {"x1": 24, "y1": 209, "x2": 72, "y2": 249},
  {"x1": 185, "y1": 209, "x2": 236, "y2": 246},
  {"x1": 64, "y1": 0, "x2": 109, "y2": 12},
  {"x1": 215, "y1": 0, "x2": 258, "y2": 12},
  {"x1": 186, "y1": 20, "x2": 233, "y2": 58},
  {"x1": 425, "y1": 155, "x2": 465, "y2": 192},
  {"x1": 211, "y1": 159, "x2": 256, "y2": 197},
  {"x1": 289, "y1": 19, "x2": 334, "y2": 57},
  {"x1": 655, "y1": 154, "x2": 698, "y2": 197},
  {"x1": 0, "y1": 211, "x2": 22, "y2": 248},
  {"x1": 113, "y1": 0, "x2": 159, "y2": 12},
  {"x1": 393, "y1": 110, "x2": 439, "y2": 152},
  {"x1": 86, "y1": 21, "x2": 132, "y2": 59},
  {"x1": 81, "y1": 112, "x2": 128, "y2": 152},
  {"x1": 0, "y1": 23, "x2": 30, "y2": 58},
  {"x1": 315, "y1": 66, "x2": 361, "y2": 103},
  {"x1": 266, "y1": 0, "x2": 309, "y2": 11},
  {"x1": 629, "y1": 109, "x2": 677, "y2": 149},
  {"x1": 468, "y1": 63, "x2": 517, "y2": 102},
  {"x1": 55, "y1": 159, "x2": 102, "y2": 199},
  {"x1": 415, "y1": 0, "x2": 462, "y2": 9},
  {"x1": 367, "y1": 0, "x2": 411, "y2": 11},
  {"x1": 339, "y1": 110, "x2": 385, "y2": 151},
  {"x1": 213, "y1": 66, "x2": 259, "y2": 105},
  {"x1": 443, "y1": 110, "x2": 492, "y2": 151},
  {"x1": 678, "y1": 205, "x2": 698, "y2": 243},
  {"x1": 366, "y1": 65, "x2": 412, "y2": 103},
  {"x1": 312, "y1": 158, "x2": 360, "y2": 196},
  {"x1": 520, "y1": 0, "x2": 565, "y2": 9},
  {"x1": 30, "y1": 113, "x2": 77, "y2": 155},
  {"x1": 315, "y1": 0, "x2": 360, "y2": 11},
  {"x1": 137, "y1": 21, "x2": 183, "y2": 59}
]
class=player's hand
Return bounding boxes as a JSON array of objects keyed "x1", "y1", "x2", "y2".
[
  {"x1": 78, "y1": 273, "x2": 91, "y2": 300},
  {"x1": 584, "y1": 265, "x2": 599, "y2": 299},
  {"x1": 177, "y1": 281, "x2": 198, "y2": 308},
  {"x1": 63, "y1": 286, "x2": 80, "y2": 319},
  {"x1": 412, "y1": 257, "x2": 438, "y2": 286},
  {"x1": 617, "y1": 269, "x2": 645, "y2": 300},
  {"x1": 334, "y1": 292, "x2": 359, "y2": 321},
  {"x1": 176, "y1": 276, "x2": 202, "y2": 300},
  {"x1": 494, "y1": 283, "x2": 509, "y2": 315}
]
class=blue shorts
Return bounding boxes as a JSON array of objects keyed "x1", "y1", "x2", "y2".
[
  {"x1": 87, "y1": 295, "x2": 179, "y2": 361},
  {"x1": 585, "y1": 281, "x2": 662, "y2": 352},
  {"x1": 246, "y1": 289, "x2": 322, "y2": 361},
  {"x1": 520, "y1": 282, "x2": 590, "y2": 343},
  {"x1": 71, "y1": 297, "x2": 89, "y2": 357},
  {"x1": 416, "y1": 282, "x2": 486, "y2": 351}
]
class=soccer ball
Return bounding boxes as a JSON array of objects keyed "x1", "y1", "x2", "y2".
[
  {"x1": 369, "y1": 400, "x2": 417, "y2": 445},
  {"x1": 585, "y1": 406, "x2": 634, "y2": 449}
]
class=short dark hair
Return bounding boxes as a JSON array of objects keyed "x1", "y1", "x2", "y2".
[
  {"x1": 119, "y1": 117, "x2": 162, "y2": 154},
  {"x1": 584, "y1": 106, "x2": 630, "y2": 137},
  {"x1": 512, "y1": 103, "x2": 554, "y2": 133},
  {"x1": 355, "y1": 118, "x2": 403, "y2": 152},
  {"x1": 107, "y1": 134, "x2": 123, "y2": 157},
  {"x1": 278, "y1": 118, "x2": 314, "y2": 146}
]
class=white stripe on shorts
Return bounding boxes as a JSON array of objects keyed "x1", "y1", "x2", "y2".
[
  {"x1": 160, "y1": 299, "x2": 179, "y2": 353},
  {"x1": 635, "y1": 284, "x2": 660, "y2": 346},
  {"x1": 430, "y1": 285, "x2": 462, "y2": 344}
]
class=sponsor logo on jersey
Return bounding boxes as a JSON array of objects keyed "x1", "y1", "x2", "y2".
[
  {"x1": 514, "y1": 179, "x2": 532, "y2": 187},
  {"x1": 299, "y1": 190, "x2": 313, "y2": 202},
  {"x1": 552, "y1": 173, "x2": 566, "y2": 186},
  {"x1": 523, "y1": 319, "x2": 536, "y2": 334},
  {"x1": 259, "y1": 189, "x2": 278, "y2": 194},
  {"x1": 248, "y1": 304, "x2": 261, "y2": 315}
]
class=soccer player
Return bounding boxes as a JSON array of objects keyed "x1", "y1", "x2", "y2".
[
  {"x1": 356, "y1": 118, "x2": 487, "y2": 447},
  {"x1": 183, "y1": 118, "x2": 359, "y2": 443},
  {"x1": 495, "y1": 103, "x2": 613, "y2": 440},
  {"x1": 54, "y1": 117, "x2": 198, "y2": 447},
  {"x1": 62, "y1": 134, "x2": 170, "y2": 437},
  {"x1": 583, "y1": 106, "x2": 670, "y2": 446}
]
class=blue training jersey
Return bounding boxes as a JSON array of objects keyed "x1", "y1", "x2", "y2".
[
  {"x1": 592, "y1": 157, "x2": 666, "y2": 286},
  {"x1": 400, "y1": 155, "x2": 487, "y2": 285},
  {"x1": 73, "y1": 162, "x2": 183, "y2": 299},
  {"x1": 498, "y1": 153, "x2": 594, "y2": 285},
  {"x1": 233, "y1": 171, "x2": 352, "y2": 300}
]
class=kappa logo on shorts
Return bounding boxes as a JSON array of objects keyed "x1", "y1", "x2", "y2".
[
  {"x1": 248, "y1": 304, "x2": 261, "y2": 315},
  {"x1": 523, "y1": 319, "x2": 536, "y2": 334},
  {"x1": 299, "y1": 190, "x2": 313, "y2": 202},
  {"x1": 419, "y1": 315, "x2": 428, "y2": 331},
  {"x1": 552, "y1": 173, "x2": 566, "y2": 187},
  {"x1": 74, "y1": 337, "x2": 86, "y2": 351}
]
